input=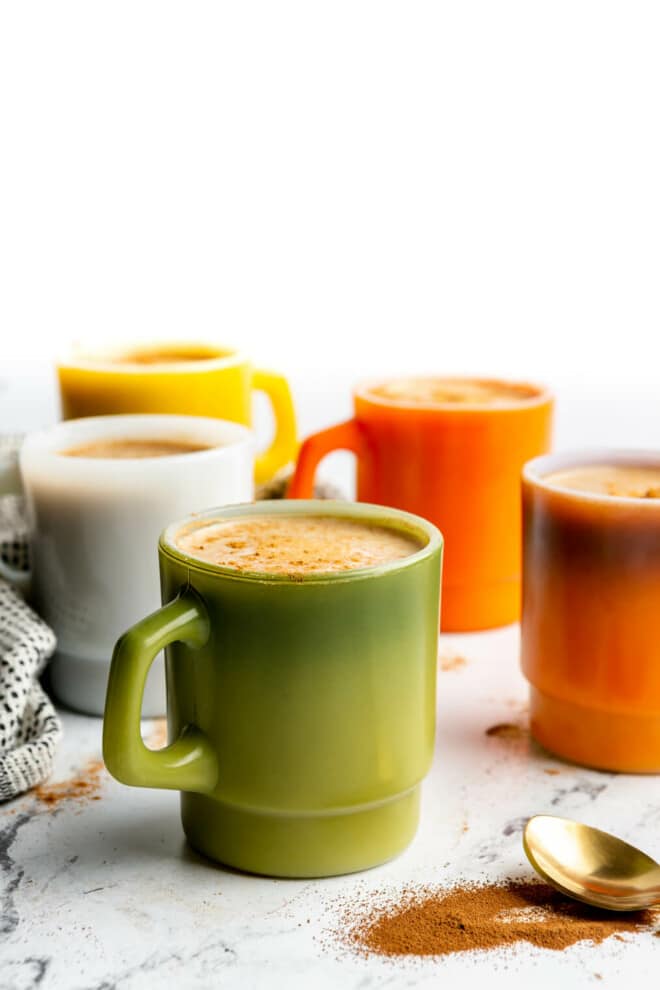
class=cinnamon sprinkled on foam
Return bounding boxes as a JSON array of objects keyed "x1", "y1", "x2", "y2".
[
  {"x1": 367, "y1": 377, "x2": 539, "y2": 407},
  {"x1": 544, "y1": 464, "x2": 660, "y2": 499},
  {"x1": 175, "y1": 516, "x2": 422, "y2": 575}
]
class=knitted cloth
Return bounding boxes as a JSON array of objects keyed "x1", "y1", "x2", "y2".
[{"x1": 0, "y1": 495, "x2": 61, "y2": 801}]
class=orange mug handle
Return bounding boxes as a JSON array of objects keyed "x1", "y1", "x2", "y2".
[{"x1": 288, "y1": 419, "x2": 369, "y2": 498}]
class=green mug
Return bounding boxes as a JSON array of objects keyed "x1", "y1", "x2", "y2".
[{"x1": 103, "y1": 500, "x2": 443, "y2": 877}]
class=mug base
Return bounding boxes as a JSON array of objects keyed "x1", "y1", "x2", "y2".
[
  {"x1": 530, "y1": 687, "x2": 660, "y2": 773},
  {"x1": 50, "y1": 651, "x2": 166, "y2": 718},
  {"x1": 181, "y1": 786, "x2": 421, "y2": 878},
  {"x1": 441, "y1": 579, "x2": 519, "y2": 632}
]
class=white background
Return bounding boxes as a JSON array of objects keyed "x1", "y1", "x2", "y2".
[
  {"x1": 1, "y1": 12, "x2": 660, "y2": 987},
  {"x1": 1, "y1": 2, "x2": 659, "y2": 448}
]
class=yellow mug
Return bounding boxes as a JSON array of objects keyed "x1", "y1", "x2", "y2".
[{"x1": 57, "y1": 343, "x2": 297, "y2": 484}]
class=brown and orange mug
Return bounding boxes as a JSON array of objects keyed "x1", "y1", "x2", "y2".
[{"x1": 521, "y1": 450, "x2": 660, "y2": 772}]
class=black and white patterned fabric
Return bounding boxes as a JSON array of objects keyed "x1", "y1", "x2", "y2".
[
  {"x1": 0, "y1": 494, "x2": 30, "y2": 575},
  {"x1": 0, "y1": 580, "x2": 61, "y2": 802},
  {"x1": 0, "y1": 455, "x2": 61, "y2": 800}
]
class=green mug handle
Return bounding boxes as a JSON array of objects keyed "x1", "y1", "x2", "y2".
[{"x1": 103, "y1": 588, "x2": 219, "y2": 794}]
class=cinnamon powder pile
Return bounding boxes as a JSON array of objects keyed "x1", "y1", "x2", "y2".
[{"x1": 334, "y1": 880, "x2": 658, "y2": 958}]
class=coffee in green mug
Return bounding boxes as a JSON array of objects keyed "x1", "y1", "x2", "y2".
[{"x1": 103, "y1": 501, "x2": 443, "y2": 878}]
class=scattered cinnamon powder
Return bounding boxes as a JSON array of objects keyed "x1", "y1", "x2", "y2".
[
  {"x1": 34, "y1": 758, "x2": 105, "y2": 807},
  {"x1": 544, "y1": 768, "x2": 561, "y2": 776},
  {"x1": 498, "y1": 698, "x2": 529, "y2": 717},
  {"x1": 334, "y1": 880, "x2": 658, "y2": 958},
  {"x1": 486, "y1": 722, "x2": 528, "y2": 740},
  {"x1": 147, "y1": 718, "x2": 168, "y2": 750},
  {"x1": 439, "y1": 652, "x2": 467, "y2": 672}
]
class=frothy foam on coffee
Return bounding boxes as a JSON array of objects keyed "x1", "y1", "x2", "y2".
[
  {"x1": 544, "y1": 464, "x2": 660, "y2": 499},
  {"x1": 368, "y1": 378, "x2": 539, "y2": 406},
  {"x1": 61, "y1": 438, "x2": 215, "y2": 459},
  {"x1": 109, "y1": 345, "x2": 227, "y2": 365},
  {"x1": 174, "y1": 515, "x2": 423, "y2": 575}
]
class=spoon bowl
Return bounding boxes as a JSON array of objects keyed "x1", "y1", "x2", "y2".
[{"x1": 523, "y1": 815, "x2": 660, "y2": 911}]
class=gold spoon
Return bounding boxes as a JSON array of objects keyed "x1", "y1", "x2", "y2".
[{"x1": 523, "y1": 815, "x2": 660, "y2": 911}]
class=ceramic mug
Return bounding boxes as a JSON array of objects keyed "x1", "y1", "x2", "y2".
[
  {"x1": 103, "y1": 500, "x2": 443, "y2": 878},
  {"x1": 57, "y1": 342, "x2": 297, "y2": 484},
  {"x1": 521, "y1": 450, "x2": 660, "y2": 773},
  {"x1": 17, "y1": 414, "x2": 254, "y2": 716},
  {"x1": 288, "y1": 377, "x2": 553, "y2": 631}
]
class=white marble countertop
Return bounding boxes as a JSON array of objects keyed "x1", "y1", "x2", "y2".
[{"x1": 1, "y1": 625, "x2": 659, "y2": 989}]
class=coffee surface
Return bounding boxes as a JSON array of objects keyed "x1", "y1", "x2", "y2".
[
  {"x1": 109, "y1": 345, "x2": 225, "y2": 365},
  {"x1": 175, "y1": 515, "x2": 423, "y2": 574},
  {"x1": 61, "y1": 438, "x2": 215, "y2": 459},
  {"x1": 368, "y1": 377, "x2": 538, "y2": 406},
  {"x1": 544, "y1": 464, "x2": 660, "y2": 499}
]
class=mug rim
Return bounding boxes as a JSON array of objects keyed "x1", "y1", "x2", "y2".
[
  {"x1": 20, "y1": 414, "x2": 254, "y2": 471},
  {"x1": 354, "y1": 375, "x2": 553, "y2": 412},
  {"x1": 523, "y1": 448, "x2": 660, "y2": 506},
  {"x1": 57, "y1": 342, "x2": 246, "y2": 374},
  {"x1": 160, "y1": 500, "x2": 443, "y2": 584}
]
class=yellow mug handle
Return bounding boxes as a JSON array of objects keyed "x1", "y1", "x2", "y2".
[{"x1": 252, "y1": 369, "x2": 298, "y2": 484}]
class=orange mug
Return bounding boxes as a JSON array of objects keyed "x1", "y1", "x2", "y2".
[
  {"x1": 289, "y1": 377, "x2": 553, "y2": 630},
  {"x1": 521, "y1": 451, "x2": 660, "y2": 772}
]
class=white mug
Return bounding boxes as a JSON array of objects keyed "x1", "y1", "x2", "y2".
[{"x1": 16, "y1": 414, "x2": 254, "y2": 716}]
